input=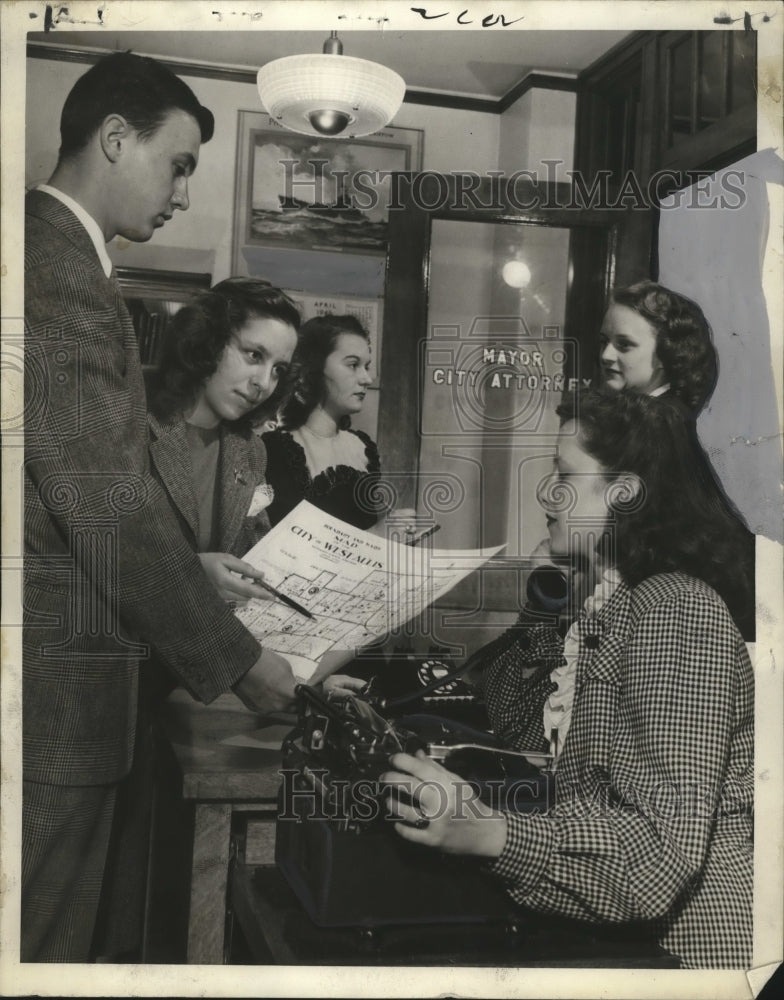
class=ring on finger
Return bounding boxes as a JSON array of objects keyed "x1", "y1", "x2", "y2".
[{"x1": 413, "y1": 810, "x2": 429, "y2": 830}]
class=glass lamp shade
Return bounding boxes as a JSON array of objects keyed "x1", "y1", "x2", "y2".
[
  {"x1": 257, "y1": 53, "x2": 405, "y2": 138},
  {"x1": 502, "y1": 260, "x2": 532, "y2": 288}
]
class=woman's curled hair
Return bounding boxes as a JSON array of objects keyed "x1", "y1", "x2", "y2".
[
  {"x1": 278, "y1": 313, "x2": 370, "y2": 430},
  {"x1": 557, "y1": 388, "x2": 754, "y2": 634},
  {"x1": 147, "y1": 277, "x2": 300, "y2": 424},
  {"x1": 611, "y1": 280, "x2": 718, "y2": 414}
]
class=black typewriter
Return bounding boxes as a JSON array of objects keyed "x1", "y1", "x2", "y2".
[{"x1": 275, "y1": 683, "x2": 552, "y2": 928}]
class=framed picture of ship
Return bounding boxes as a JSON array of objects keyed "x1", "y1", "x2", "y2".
[{"x1": 232, "y1": 111, "x2": 424, "y2": 271}]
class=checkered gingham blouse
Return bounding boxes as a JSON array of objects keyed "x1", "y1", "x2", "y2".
[{"x1": 476, "y1": 571, "x2": 754, "y2": 969}]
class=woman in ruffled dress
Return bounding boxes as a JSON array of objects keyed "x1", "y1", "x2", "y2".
[{"x1": 263, "y1": 314, "x2": 391, "y2": 531}]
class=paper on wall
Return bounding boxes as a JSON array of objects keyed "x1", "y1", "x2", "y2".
[{"x1": 235, "y1": 500, "x2": 503, "y2": 682}]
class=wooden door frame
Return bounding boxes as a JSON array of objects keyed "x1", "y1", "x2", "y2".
[{"x1": 377, "y1": 173, "x2": 631, "y2": 501}]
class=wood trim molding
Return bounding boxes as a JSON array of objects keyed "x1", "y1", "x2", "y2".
[
  {"x1": 402, "y1": 89, "x2": 499, "y2": 113},
  {"x1": 27, "y1": 41, "x2": 578, "y2": 114},
  {"x1": 26, "y1": 42, "x2": 260, "y2": 85},
  {"x1": 497, "y1": 72, "x2": 578, "y2": 112}
]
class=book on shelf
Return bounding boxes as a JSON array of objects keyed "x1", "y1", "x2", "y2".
[{"x1": 133, "y1": 309, "x2": 167, "y2": 366}]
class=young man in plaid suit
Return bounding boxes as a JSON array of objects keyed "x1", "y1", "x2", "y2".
[{"x1": 23, "y1": 52, "x2": 295, "y2": 962}]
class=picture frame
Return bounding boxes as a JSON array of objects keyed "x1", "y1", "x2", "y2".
[
  {"x1": 231, "y1": 111, "x2": 424, "y2": 294},
  {"x1": 115, "y1": 267, "x2": 212, "y2": 368}
]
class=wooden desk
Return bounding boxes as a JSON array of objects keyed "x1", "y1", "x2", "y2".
[
  {"x1": 229, "y1": 863, "x2": 527, "y2": 966},
  {"x1": 153, "y1": 693, "x2": 680, "y2": 970},
  {"x1": 228, "y1": 865, "x2": 680, "y2": 968},
  {"x1": 154, "y1": 689, "x2": 293, "y2": 964}
]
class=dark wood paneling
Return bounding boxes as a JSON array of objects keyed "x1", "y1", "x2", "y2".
[
  {"x1": 564, "y1": 222, "x2": 618, "y2": 385},
  {"x1": 578, "y1": 31, "x2": 650, "y2": 86},
  {"x1": 657, "y1": 103, "x2": 757, "y2": 172},
  {"x1": 377, "y1": 187, "x2": 430, "y2": 500}
]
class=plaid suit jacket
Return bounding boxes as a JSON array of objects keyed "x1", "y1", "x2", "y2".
[
  {"x1": 486, "y1": 572, "x2": 754, "y2": 968},
  {"x1": 147, "y1": 411, "x2": 272, "y2": 558},
  {"x1": 24, "y1": 190, "x2": 261, "y2": 786}
]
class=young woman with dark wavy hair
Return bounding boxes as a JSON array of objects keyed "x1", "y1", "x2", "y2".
[
  {"x1": 600, "y1": 280, "x2": 718, "y2": 414},
  {"x1": 146, "y1": 277, "x2": 300, "y2": 601},
  {"x1": 465, "y1": 279, "x2": 751, "y2": 763},
  {"x1": 529, "y1": 279, "x2": 721, "y2": 608},
  {"x1": 263, "y1": 314, "x2": 415, "y2": 531},
  {"x1": 94, "y1": 279, "x2": 300, "y2": 959},
  {"x1": 557, "y1": 390, "x2": 749, "y2": 603},
  {"x1": 383, "y1": 388, "x2": 754, "y2": 969}
]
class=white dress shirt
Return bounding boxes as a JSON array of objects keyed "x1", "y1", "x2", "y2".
[{"x1": 37, "y1": 183, "x2": 113, "y2": 278}]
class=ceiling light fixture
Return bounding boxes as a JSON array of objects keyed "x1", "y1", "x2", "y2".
[{"x1": 256, "y1": 31, "x2": 406, "y2": 138}]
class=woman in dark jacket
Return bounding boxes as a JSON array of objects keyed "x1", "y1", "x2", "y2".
[
  {"x1": 94, "y1": 278, "x2": 300, "y2": 959},
  {"x1": 147, "y1": 277, "x2": 300, "y2": 598}
]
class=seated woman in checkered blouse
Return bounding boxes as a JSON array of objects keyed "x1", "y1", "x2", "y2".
[{"x1": 383, "y1": 388, "x2": 754, "y2": 969}]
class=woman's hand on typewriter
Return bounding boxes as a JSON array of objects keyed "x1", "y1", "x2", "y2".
[{"x1": 382, "y1": 750, "x2": 508, "y2": 859}]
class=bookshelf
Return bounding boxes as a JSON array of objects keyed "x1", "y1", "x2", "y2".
[{"x1": 115, "y1": 267, "x2": 212, "y2": 369}]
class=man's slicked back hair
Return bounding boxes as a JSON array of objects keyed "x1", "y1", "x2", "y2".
[{"x1": 58, "y1": 51, "x2": 214, "y2": 161}]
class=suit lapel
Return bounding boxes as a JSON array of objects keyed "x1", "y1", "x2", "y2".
[
  {"x1": 27, "y1": 190, "x2": 100, "y2": 265},
  {"x1": 148, "y1": 413, "x2": 200, "y2": 544},
  {"x1": 28, "y1": 190, "x2": 142, "y2": 382},
  {"x1": 112, "y1": 275, "x2": 145, "y2": 393},
  {"x1": 216, "y1": 427, "x2": 254, "y2": 553}
]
